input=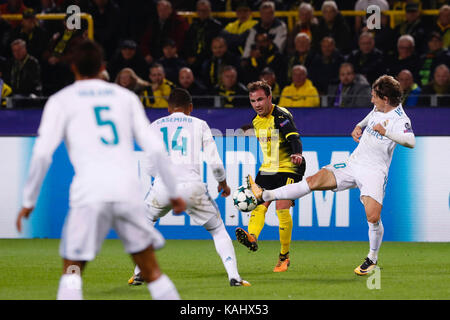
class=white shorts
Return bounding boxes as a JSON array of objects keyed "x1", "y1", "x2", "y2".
[
  {"x1": 59, "y1": 201, "x2": 165, "y2": 261},
  {"x1": 324, "y1": 161, "x2": 387, "y2": 205},
  {"x1": 145, "y1": 180, "x2": 222, "y2": 230}
]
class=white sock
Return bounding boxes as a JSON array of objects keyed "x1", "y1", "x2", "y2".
[
  {"x1": 263, "y1": 179, "x2": 311, "y2": 202},
  {"x1": 56, "y1": 274, "x2": 83, "y2": 300},
  {"x1": 134, "y1": 265, "x2": 141, "y2": 276},
  {"x1": 209, "y1": 224, "x2": 241, "y2": 281},
  {"x1": 147, "y1": 274, "x2": 180, "y2": 300},
  {"x1": 367, "y1": 220, "x2": 384, "y2": 263}
]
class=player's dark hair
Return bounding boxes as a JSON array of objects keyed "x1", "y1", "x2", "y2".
[
  {"x1": 168, "y1": 88, "x2": 192, "y2": 108},
  {"x1": 247, "y1": 80, "x2": 272, "y2": 97},
  {"x1": 372, "y1": 75, "x2": 402, "y2": 106},
  {"x1": 72, "y1": 40, "x2": 104, "y2": 77}
]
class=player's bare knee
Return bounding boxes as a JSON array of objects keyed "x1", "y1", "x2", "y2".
[{"x1": 367, "y1": 215, "x2": 380, "y2": 224}]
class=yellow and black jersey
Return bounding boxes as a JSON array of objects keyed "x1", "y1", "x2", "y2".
[
  {"x1": 140, "y1": 79, "x2": 176, "y2": 108},
  {"x1": 252, "y1": 104, "x2": 304, "y2": 174}
]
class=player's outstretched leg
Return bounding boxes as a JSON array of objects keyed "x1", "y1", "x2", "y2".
[{"x1": 246, "y1": 174, "x2": 314, "y2": 203}]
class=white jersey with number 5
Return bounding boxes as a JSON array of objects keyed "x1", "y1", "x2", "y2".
[
  {"x1": 148, "y1": 112, "x2": 225, "y2": 184},
  {"x1": 22, "y1": 79, "x2": 172, "y2": 208},
  {"x1": 350, "y1": 104, "x2": 414, "y2": 175}
]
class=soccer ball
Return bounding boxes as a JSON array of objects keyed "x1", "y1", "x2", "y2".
[{"x1": 232, "y1": 185, "x2": 258, "y2": 212}]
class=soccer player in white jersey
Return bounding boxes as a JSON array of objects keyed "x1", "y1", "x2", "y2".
[
  {"x1": 128, "y1": 88, "x2": 250, "y2": 287},
  {"x1": 246, "y1": 75, "x2": 416, "y2": 275},
  {"x1": 15, "y1": 40, "x2": 186, "y2": 300}
]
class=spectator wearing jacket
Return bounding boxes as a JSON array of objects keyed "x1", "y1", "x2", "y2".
[
  {"x1": 327, "y1": 62, "x2": 371, "y2": 108},
  {"x1": 279, "y1": 65, "x2": 320, "y2": 107}
]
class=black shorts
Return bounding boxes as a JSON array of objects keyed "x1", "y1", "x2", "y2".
[{"x1": 255, "y1": 171, "x2": 303, "y2": 190}]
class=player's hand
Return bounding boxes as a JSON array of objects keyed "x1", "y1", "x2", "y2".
[
  {"x1": 373, "y1": 123, "x2": 386, "y2": 136},
  {"x1": 218, "y1": 180, "x2": 231, "y2": 197},
  {"x1": 290, "y1": 153, "x2": 303, "y2": 165},
  {"x1": 16, "y1": 207, "x2": 33, "y2": 232},
  {"x1": 170, "y1": 197, "x2": 186, "y2": 215},
  {"x1": 351, "y1": 125, "x2": 363, "y2": 142}
]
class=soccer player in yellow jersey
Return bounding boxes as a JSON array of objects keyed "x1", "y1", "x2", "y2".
[{"x1": 235, "y1": 80, "x2": 306, "y2": 272}]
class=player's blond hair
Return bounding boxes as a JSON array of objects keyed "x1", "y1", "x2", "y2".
[{"x1": 247, "y1": 80, "x2": 272, "y2": 97}]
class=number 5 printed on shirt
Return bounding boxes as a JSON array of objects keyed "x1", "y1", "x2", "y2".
[{"x1": 93, "y1": 106, "x2": 119, "y2": 145}]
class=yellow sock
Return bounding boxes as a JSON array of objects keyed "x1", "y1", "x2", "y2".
[
  {"x1": 277, "y1": 209, "x2": 293, "y2": 255},
  {"x1": 248, "y1": 205, "x2": 267, "y2": 239}
]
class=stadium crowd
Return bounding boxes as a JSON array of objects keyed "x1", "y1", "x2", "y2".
[{"x1": 0, "y1": 0, "x2": 449, "y2": 108}]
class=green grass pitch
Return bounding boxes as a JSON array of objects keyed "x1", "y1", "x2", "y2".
[{"x1": 0, "y1": 239, "x2": 449, "y2": 300}]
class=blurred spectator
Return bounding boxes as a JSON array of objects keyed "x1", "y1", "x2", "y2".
[
  {"x1": 221, "y1": 1, "x2": 257, "y2": 56},
  {"x1": 315, "y1": 1, "x2": 352, "y2": 55},
  {"x1": 240, "y1": 32, "x2": 287, "y2": 87},
  {"x1": 115, "y1": 67, "x2": 150, "y2": 94},
  {"x1": 394, "y1": 2, "x2": 429, "y2": 54},
  {"x1": 327, "y1": 62, "x2": 371, "y2": 108},
  {"x1": 242, "y1": 1, "x2": 288, "y2": 58},
  {"x1": 98, "y1": 69, "x2": 110, "y2": 82},
  {"x1": 178, "y1": 67, "x2": 206, "y2": 96},
  {"x1": 183, "y1": 0, "x2": 223, "y2": 75},
  {"x1": 201, "y1": 36, "x2": 240, "y2": 90},
  {"x1": 309, "y1": 36, "x2": 345, "y2": 94},
  {"x1": 286, "y1": 2, "x2": 320, "y2": 55},
  {"x1": 139, "y1": 0, "x2": 189, "y2": 65},
  {"x1": 0, "y1": 0, "x2": 28, "y2": 29},
  {"x1": 41, "y1": 17, "x2": 87, "y2": 95},
  {"x1": 419, "y1": 64, "x2": 450, "y2": 107},
  {"x1": 354, "y1": 0, "x2": 389, "y2": 34},
  {"x1": 214, "y1": 65, "x2": 248, "y2": 108},
  {"x1": 259, "y1": 67, "x2": 280, "y2": 104},
  {"x1": 4, "y1": 39, "x2": 42, "y2": 96},
  {"x1": 177, "y1": 66, "x2": 211, "y2": 107},
  {"x1": 0, "y1": 17, "x2": 12, "y2": 57},
  {"x1": 157, "y1": 39, "x2": 187, "y2": 84},
  {"x1": 37, "y1": 0, "x2": 62, "y2": 38},
  {"x1": 431, "y1": 4, "x2": 450, "y2": 49},
  {"x1": 140, "y1": 63, "x2": 176, "y2": 108},
  {"x1": 287, "y1": 33, "x2": 314, "y2": 82},
  {"x1": 279, "y1": 65, "x2": 320, "y2": 108},
  {"x1": 9, "y1": 8, "x2": 49, "y2": 62},
  {"x1": 386, "y1": 35, "x2": 421, "y2": 81},
  {"x1": 346, "y1": 32, "x2": 386, "y2": 85},
  {"x1": 89, "y1": 0, "x2": 121, "y2": 60},
  {"x1": 397, "y1": 69, "x2": 421, "y2": 107},
  {"x1": 418, "y1": 32, "x2": 450, "y2": 87},
  {"x1": 107, "y1": 39, "x2": 149, "y2": 83}
]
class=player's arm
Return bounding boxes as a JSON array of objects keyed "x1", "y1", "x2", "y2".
[
  {"x1": 373, "y1": 119, "x2": 416, "y2": 149},
  {"x1": 202, "y1": 121, "x2": 230, "y2": 197},
  {"x1": 130, "y1": 96, "x2": 186, "y2": 212},
  {"x1": 17, "y1": 97, "x2": 65, "y2": 232},
  {"x1": 277, "y1": 114, "x2": 303, "y2": 165},
  {"x1": 352, "y1": 107, "x2": 376, "y2": 142}
]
